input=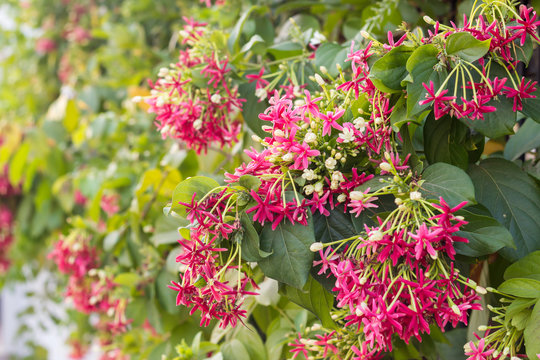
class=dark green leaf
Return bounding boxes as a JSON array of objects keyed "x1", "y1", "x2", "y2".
[
  {"x1": 239, "y1": 174, "x2": 262, "y2": 191},
  {"x1": 267, "y1": 42, "x2": 304, "y2": 59},
  {"x1": 420, "y1": 163, "x2": 476, "y2": 207},
  {"x1": 460, "y1": 96, "x2": 515, "y2": 139},
  {"x1": 313, "y1": 206, "x2": 356, "y2": 244},
  {"x1": 238, "y1": 82, "x2": 268, "y2": 138},
  {"x1": 468, "y1": 158, "x2": 540, "y2": 260},
  {"x1": 522, "y1": 90, "x2": 540, "y2": 124},
  {"x1": 454, "y1": 209, "x2": 514, "y2": 257},
  {"x1": 156, "y1": 270, "x2": 181, "y2": 314},
  {"x1": 240, "y1": 212, "x2": 271, "y2": 262},
  {"x1": 259, "y1": 217, "x2": 315, "y2": 289},
  {"x1": 423, "y1": 114, "x2": 469, "y2": 170},
  {"x1": 281, "y1": 276, "x2": 337, "y2": 329}
]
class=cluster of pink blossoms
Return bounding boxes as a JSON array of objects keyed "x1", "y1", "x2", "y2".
[
  {"x1": 418, "y1": 5, "x2": 539, "y2": 119},
  {"x1": 169, "y1": 189, "x2": 258, "y2": 328},
  {"x1": 146, "y1": 18, "x2": 244, "y2": 154},
  {"x1": 289, "y1": 196, "x2": 483, "y2": 358},
  {"x1": 49, "y1": 234, "x2": 132, "y2": 337}
]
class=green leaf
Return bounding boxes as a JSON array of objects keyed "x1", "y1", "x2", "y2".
[
  {"x1": 524, "y1": 298, "x2": 540, "y2": 360},
  {"x1": 151, "y1": 215, "x2": 187, "y2": 247},
  {"x1": 114, "y1": 273, "x2": 140, "y2": 288},
  {"x1": 446, "y1": 32, "x2": 490, "y2": 62},
  {"x1": 240, "y1": 212, "x2": 271, "y2": 262},
  {"x1": 370, "y1": 46, "x2": 413, "y2": 93},
  {"x1": 504, "y1": 251, "x2": 540, "y2": 281},
  {"x1": 420, "y1": 163, "x2": 476, "y2": 207},
  {"x1": 423, "y1": 114, "x2": 469, "y2": 170},
  {"x1": 235, "y1": 326, "x2": 268, "y2": 360},
  {"x1": 506, "y1": 298, "x2": 537, "y2": 324},
  {"x1": 454, "y1": 209, "x2": 514, "y2": 257},
  {"x1": 281, "y1": 276, "x2": 337, "y2": 329},
  {"x1": 313, "y1": 206, "x2": 356, "y2": 244},
  {"x1": 406, "y1": 44, "x2": 446, "y2": 117},
  {"x1": 522, "y1": 90, "x2": 540, "y2": 124},
  {"x1": 240, "y1": 34, "x2": 266, "y2": 55},
  {"x1": 259, "y1": 217, "x2": 315, "y2": 289},
  {"x1": 222, "y1": 339, "x2": 251, "y2": 360},
  {"x1": 228, "y1": 6, "x2": 261, "y2": 53},
  {"x1": 504, "y1": 119, "x2": 540, "y2": 161},
  {"x1": 238, "y1": 82, "x2": 268, "y2": 138},
  {"x1": 468, "y1": 158, "x2": 540, "y2": 260},
  {"x1": 267, "y1": 42, "x2": 303, "y2": 59},
  {"x1": 8, "y1": 141, "x2": 29, "y2": 185},
  {"x1": 315, "y1": 43, "x2": 349, "y2": 77},
  {"x1": 156, "y1": 270, "x2": 180, "y2": 314},
  {"x1": 498, "y1": 278, "x2": 540, "y2": 298},
  {"x1": 103, "y1": 229, "x2": 123, "y2": 251},
  {"x1": 239, "y1": 174, "x2": 262, "y2": 191},
  {"x1": 170, "y1": 176, "x2": 220, "y2": 217}
]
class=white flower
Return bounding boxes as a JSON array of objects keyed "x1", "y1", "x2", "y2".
[
  {"x1": 314, "y1": 182, "x2": 324, "y2": 193},
  {"x1": 325, "y1": 157, "x2": 337, "y2": 170},
  {"x1": 338, "y1": 127, "x2": 355, "y2": 143},
  {"x1": 374, "y1": 117, "x2": 383, "y2": 125},
  {"x1": 210, "y1": 93, "x2": 222, "y2": 103},
  {"x1": 274, "y1": 129, "x2": 285, "y2": 137},
  {"x1": 255, "y1": 88, "x2": 267, "y2": 101},
  {"x1": 302, "y1": 168, "x2": 317, "y2": 180},
  {"x1": 331, "y1": 171, "x2": 344, "y2": 183},
  {"x1": 304, "y1": 132, "x2": 317, "y2": 143},
  {"x1": 310, "y1": 31, "x2": 326, "y2": 46},
  {"x1": 158, "y1": 67, "x2": 169, "y2": 77},
  {"x1": 282, "y1": 153, "x2": 293, "y2": 162},
  {"x1": 330, "y1": 180, "x2": 339, "y2": 190},
  {"x1": 304, "y1": 184, "x2": 315, "y2": 195},
  {"x1": 315, "y1": 73, "x2": 325, "y2": 86},
  {"x1": 410, "y1": 191, "x2": 422, "y2": 201},
  {"x1": 193, "y1": 119, "x2": 203, "y2": 130},
  {"x1": 337, "y1": 193, "x2": 347, "y2": 203}
]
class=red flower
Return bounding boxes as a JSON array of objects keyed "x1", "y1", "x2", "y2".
[
  {"x1": 419, "y1": 81, "x2": 456, "y2": 119},
  {"x1": 508, "y1": 5, "x2": 540, "y2": 46},
  {"x1": 503, "y1": 77, "x2": 537, "y2": 111}
]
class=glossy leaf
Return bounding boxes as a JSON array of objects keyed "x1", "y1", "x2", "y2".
[
  {"x1": 420, "y1": 163, "x2": 476, "y2": 207},
  {"x1": 504, "y1": 251, "x2": 540, "y2": 281},
  {"x1": 468, "y1": 158, "x2": 540, "y2": 260},
  {"x1": 423, "y1": 114, "x2": 469, "y2": 170},
  {"x1": 281, "y1": 276, "x2": 337, "y2": 329},
  {"x1": 259, "y1": 217, "x2": 315, "y2": 289},
  {"x1": 169, "y1": 176, "x2": 220, "y2": 217},
  {"x1": 498, "y1": 278, "x2": 540, "y2": 298},
  {"x1": 446, "y1": 32, "x2": 490, "y2": 62},
  {"x1": 370, "y1": 46, "x2": 413, "y2": 93}
]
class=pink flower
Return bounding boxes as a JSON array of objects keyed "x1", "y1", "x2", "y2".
[
  {"x1": 320, "y1": 109, "x2": 344, "y2": 136},
  {"x1": 465, "y1": 338, "x2": 495, "y2": 360},
  {"x1": 100, "y1": 194, "x2": 119, "y2": 216},
  {"x1": 508, "y1": 5, "x2": 540, "y2": 46},
  {"x1": 419, "y1": 81, "x2": 456, "y2": 119},
  {"x1": 246, "y1": 68, "x2": 269, "y2": 89},
  {"x1": 503, "y1": 77, "x2": 537, "y2": 112}
]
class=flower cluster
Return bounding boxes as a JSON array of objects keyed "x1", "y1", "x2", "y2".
[
  {"x1": 49, "y1": 232, "x2": 132, "y2": 338},
  {"x1": 414, "y1": 4, "x2": 539, "y2": 120},
  {"x1": 169, "y1": 189, "x2": 258, "y2": 328},
  {"x1": 145, "y1": 18, "x2": 244, "y2": 154}
]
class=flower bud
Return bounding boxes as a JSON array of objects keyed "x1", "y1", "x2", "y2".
[
  {"x1": 315, "y1": 74, "x2": 325, "y2": 86},
  {"x1": 337, "y1": 193, "x2": 347, "y2": 203},
  {"x1": 476, "y1": 286, "x2": 487, "y2": 295},
  {"x1": 410, "y1": 191, "x2": 422, "y2": 201},
  {"x1": 310, "y1": 242, "x2": 324, "y2": 252},
  {"x1": 379, "y1": 162, "x2": 392, "y2": 172},
  {"x1": 350, "y1": 191, "x2": 365, "y2": 201}
]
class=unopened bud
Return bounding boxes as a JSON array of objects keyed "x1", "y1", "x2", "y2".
[
  {"x1": 451, "y1": 304, "x2": 461, "y2": 315},
  {"x1": 310, "y1": 242, "x2": 324, "y2": 252},
  {"x1": 423, "y1": 15, "x2": 435, "y2": 24},
  {"x1": 379, "y1": 162, "x2": 392, "y2": 172},
  {"x1": 314, "y1": 74, "x2": 325, "y2": 86},
  {"x1": 319, "y1": 66, "x2": 328, "y2": 74},
  {"x1": 476, "y1": 286, "x2": 487, "y2": 295},
  {"x1": 478, "y1": 325, "x2": 488, "y2": 331},
  {"x1": 251, "y1": 134, "x2": 262, "y2": 142}
]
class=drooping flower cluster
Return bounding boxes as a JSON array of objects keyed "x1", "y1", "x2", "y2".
[
  {"x1": 413, "y1": 4, "x2": 539, "y2": 119},
  {"x1": 145, "y1": 18, "x2": 244, "y2": 154},
  {"x1": 49, "y1": 232, "x2": 132, "y2": 336},
  {"x1": 169, "y1": 189, "x2": 258, "y2": 328},
  {"x1": 289, "y1": 174, "x2": 483, "y2": 358}
]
